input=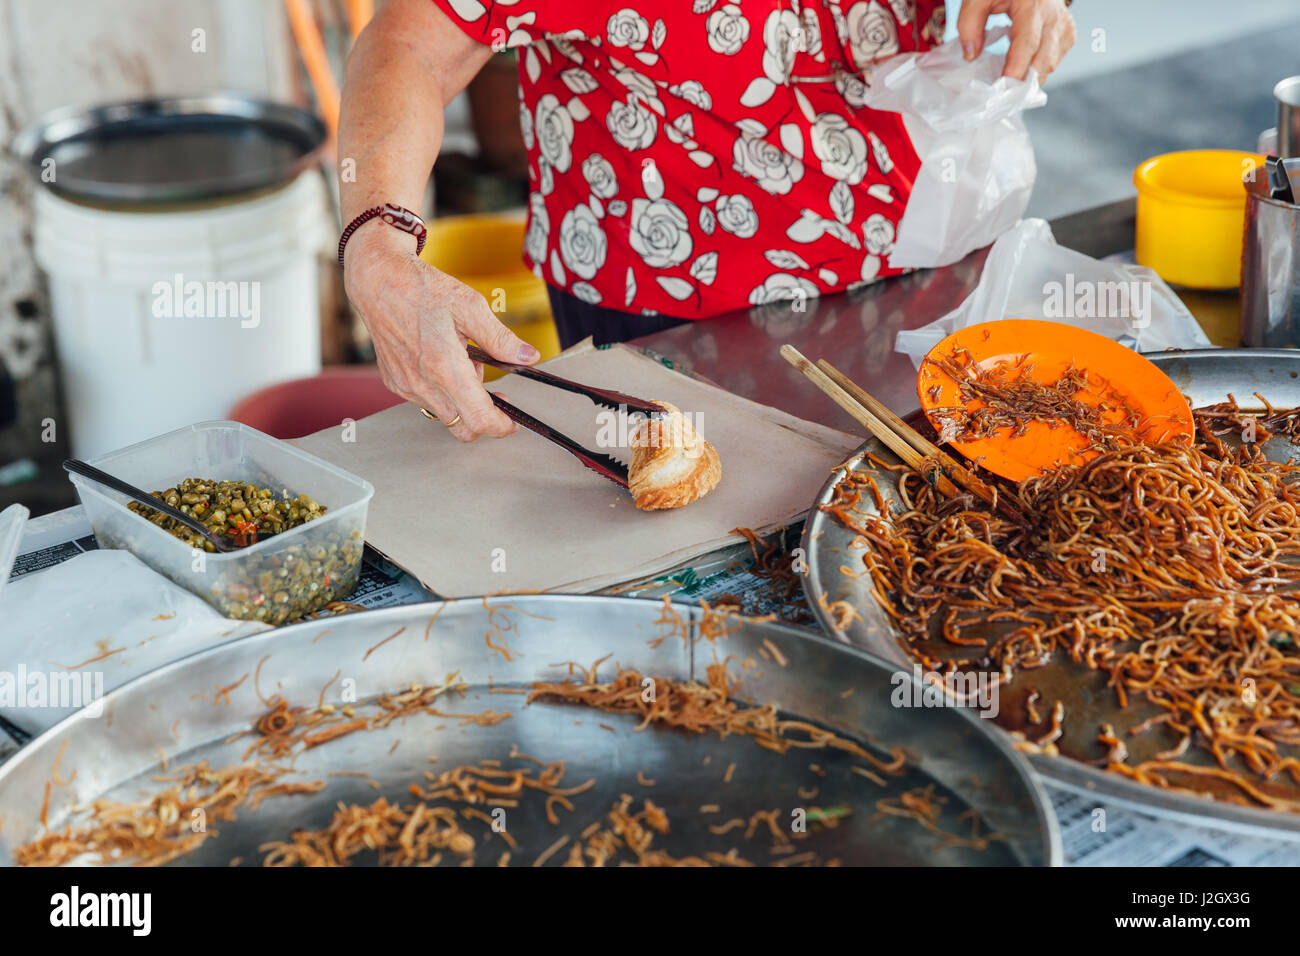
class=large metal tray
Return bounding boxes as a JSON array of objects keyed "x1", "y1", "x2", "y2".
[
  {"x1": 804, "y1": 348, "x2": 1300, "y2": 839},
  {"x1": 0, "y1": 596, "x2": 1057, "y2": 867},
  {"x1": 11, "y1": 95, "x2": 327, "y2": 204}
]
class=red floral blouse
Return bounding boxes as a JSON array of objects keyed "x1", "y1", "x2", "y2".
[{"x1": 431, "y1": 0, "x2": 947, "y2": 318}]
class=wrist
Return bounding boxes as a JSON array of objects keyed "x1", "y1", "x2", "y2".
[
  {"x1": 338, "y1": 202, "x2": 427, "y2": 271},
  {"x1": 342, "y1": 216, "x2": 419, "y2": 285},
  {"x1": 352, "y1": 215, "x2": 419, "y2": 255}
]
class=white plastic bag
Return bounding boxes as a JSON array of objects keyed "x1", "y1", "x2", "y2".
[
  {"x1": 0, "y1": 549, "x2": 271, "y2": 735},
  {"x1": 894, "y1": 219, "x2": 1214, "y2": 367},
  {"x1": 860, "y1": 28, "x2": 1046, "y2": 269}
]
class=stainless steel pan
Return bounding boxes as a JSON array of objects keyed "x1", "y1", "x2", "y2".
[
  {"x1": 0, "y1": 595, "x2": 1058, "y2": 866},
  {"x1": 804, "y1": 348, "x2": 1300, "y2": 839}
]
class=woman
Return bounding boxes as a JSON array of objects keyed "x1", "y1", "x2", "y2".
[{"x1": 338, "y1": 0, "x2": 1074, "y2": 442}]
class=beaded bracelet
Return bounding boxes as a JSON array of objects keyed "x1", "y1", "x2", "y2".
[{"x1": 337, "y1": 203, "x2": 428, "y2": 265}]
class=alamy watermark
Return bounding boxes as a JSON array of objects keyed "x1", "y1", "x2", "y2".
[
  {"x1": 891, "y1": 664, "x2": 999, "y2": 718},
  {"x1": 50, "y1": 886, "x2": 150, "y2": 936},
  {"x1": 1043, "y1": 273, "x2": 1151, "y2": 329},
  {"x1": 595, "y1": 407, "x2": 707, "y2": 458},
  {"x1": 0, "y1": 666, "x2": 105, "y2": 717},
  {"x1": 152, "y1": 273, "x2": 260, "y2": 328}
]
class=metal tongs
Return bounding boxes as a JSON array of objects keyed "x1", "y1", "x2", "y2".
[{"x1": 425, "y1": 344, "x2": 664, "y2": 489}]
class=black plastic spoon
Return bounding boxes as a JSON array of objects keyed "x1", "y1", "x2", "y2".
[{"x1": 63, "y1": 459, "x2": 277, "y2": 552}]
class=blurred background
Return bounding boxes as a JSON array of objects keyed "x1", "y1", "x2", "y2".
[
  {"x1": 1002, "y1": 0, "x2": 1300, "y2": 218},
  {"x1": 1, "y1": 0, "x2": 1298, "y2": 516}
]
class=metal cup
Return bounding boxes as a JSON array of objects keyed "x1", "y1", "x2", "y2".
[
  {"x1": 1277, "y1": 76, "x2": 1300, "y2": 159},
  {"x1": 1240, "y1": 156, "x2": 1300, "y2": 346}
]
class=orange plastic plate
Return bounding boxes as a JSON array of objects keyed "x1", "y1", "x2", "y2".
[{"x1": 917, "y1": 320, "x2": 1194, "y2": 483}]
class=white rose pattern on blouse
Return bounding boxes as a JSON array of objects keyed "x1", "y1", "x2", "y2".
[
  {"x1": 845, "y1": 0, "x2": 901, "y2": 70},
  {"x1": 606, "y1": 97, "x2": 658, "y2": 151},
  {"x1": 519, "y1": 96, "x2": 534, "y2": 150},
  {"x1": 715, "y1": 194, "x2": 759, "y2": 238},
  {"x1": 749, "y1": 272, "x2": 820, "y2": 306},
  {"x1": 581, "y1": 154, "x2": 619, "y2": 198},
  {"x1": 429, "y1": 0, "x2": 944, "y2": 318},
  {"x1": 523, "y1": 192, "x2": 549, "y2": 264},
  {"x1": 667, "y1": 79, "x2": 712, "y2": 111},
  {"x1": 559, "y1": 203, "x2": 608, "y2": 279},
  {"x1": 862, "y1": 212, "x2": 895, "y2": 255},
  {"x1": 630, "y1": 197, "x2": 693, "y2": 269},
  {"x1": 811, "y1": 112, "x2": 869, "y2": 186},
  {"x1": 732, "y1": 118, "x2": 805, "y2": 196},
  {"x1": 605, "y1": 9, "x2": 649, "y2": 50},
  {"x1": 706, "y1": 5, "x2": 750, "y2": 56}
]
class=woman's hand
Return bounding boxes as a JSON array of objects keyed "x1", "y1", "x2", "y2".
[
  {"x1": 957, "y1": 0, "x2": 1076, "y2": 83},
  {"x1": 343, "y1": 223, "x2": 539, "y2": 442}
]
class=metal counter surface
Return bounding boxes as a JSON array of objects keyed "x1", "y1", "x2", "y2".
[{"x1": 630, "y1": 198, "x2": 1244, "y2": 431}]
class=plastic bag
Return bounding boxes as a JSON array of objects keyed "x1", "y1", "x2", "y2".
[
  {"x1": 894, "y1": 218, "x2": 1214, "y2": 367},
  {"x1": 860, "y1": 28, "x2": 1046, "y2": 269},
  {"x1": 0, "y1": 549, "x2": 270, "y2": 735}
]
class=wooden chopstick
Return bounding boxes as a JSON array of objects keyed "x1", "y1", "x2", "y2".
[
  {"x1": 816, "y1": 359, "x2": 1004, "y2": 510},
  {"x1": 780, "y1": 345, "x2": 1028, "y2": 528},
  {"x1": 780, "y1": 346, "x2": 961, "y2": 500}
]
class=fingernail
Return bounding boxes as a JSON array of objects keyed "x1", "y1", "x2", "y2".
[
  {"x1": 962, "y1": 41, "x2": 976, "y2": 60},
  {"x1": 518, "y1": 343, "x2": 540, "y2": 362}
]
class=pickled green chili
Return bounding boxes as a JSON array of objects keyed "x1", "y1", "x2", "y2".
[
  {"x1": 127, "y1": 477, "x2": 325, "y2": 550},
  {"x1": 124, "y1": 477, "x2": 362, "y2": 625}
]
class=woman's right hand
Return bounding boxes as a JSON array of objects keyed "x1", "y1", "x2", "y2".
[{"x1": 342, "y1": 223, "x2": 540, "y2": 442}]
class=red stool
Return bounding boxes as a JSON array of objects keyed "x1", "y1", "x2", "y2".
[{"x1": 229, "y1": 366, "x2": 405, "y2": 439}]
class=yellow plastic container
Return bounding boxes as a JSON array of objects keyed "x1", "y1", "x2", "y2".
[
  {"x1": 1133, "y1": 150, "x2": 1264, "y2": 289},
  {"x1": 419, "y1": 212, "x2": 559, "y2": 379}
]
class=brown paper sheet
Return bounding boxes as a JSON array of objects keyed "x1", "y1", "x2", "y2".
[{"x1": 292, "y1": 342, "x2": 860, "y2": 597}]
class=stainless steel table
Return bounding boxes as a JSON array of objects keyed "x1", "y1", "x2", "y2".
[{"x1": 630, "y1": 198, "x2": 1242, "y2": 428}]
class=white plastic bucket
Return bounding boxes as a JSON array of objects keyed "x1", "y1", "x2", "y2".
[{"x1": 33, "y1": 173, "x2": 328, "y2": 458}]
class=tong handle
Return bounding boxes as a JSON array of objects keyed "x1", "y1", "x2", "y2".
[
  {"x1": 489, "y1": 393, "x2": 629, "y2": 489},
  {"x1": 466, "y1": 344, "x2": 661, "y2": 417}
]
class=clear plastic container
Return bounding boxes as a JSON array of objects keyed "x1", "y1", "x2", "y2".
[
  {"x1": 0, "y1": 503, "x2": 29, "y2": 593},
  {"x1": 68, "y1": 420, "x2": 374, "y2": 625}
]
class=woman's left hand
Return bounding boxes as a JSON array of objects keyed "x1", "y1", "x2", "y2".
[{"x1": 957, "y1": 0, "x2": 1077, "y2": 84}]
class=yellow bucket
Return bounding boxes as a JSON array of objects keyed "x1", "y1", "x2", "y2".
[
  {"x1": 419, "y1": 213, "x2": 559, "y2": 379},
  {"x1": 1133, "y1": 150, "x2": 1264, "y2": 289}
]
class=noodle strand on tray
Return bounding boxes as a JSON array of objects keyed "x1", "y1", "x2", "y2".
[
  {"x1": 18, "y1": 606, "x2": 903, "y2": 866},
  {"x1": 823, "y1": 391, "x2": 1300, "y2": 812}
]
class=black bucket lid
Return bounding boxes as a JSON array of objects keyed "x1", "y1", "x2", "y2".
[{"x1": 11, "y1": 94, "x2": 327, "y2": 206}]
